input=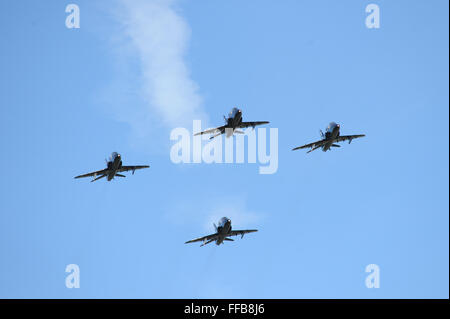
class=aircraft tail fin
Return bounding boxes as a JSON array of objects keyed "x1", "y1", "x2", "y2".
[
  {"x1": 214, "y1": 223, "x2": 217, "y2": 232},
  {"x1": 320, "y1": 129, "x2": 325, "y2": 139},
  {"x1": 116, "y1": 174, "x2": 126, "y2": 177},
  {"x1": 331, "y1": 144, "x2": 341, "y2": 148},
  {"x1": 224, "y1": 238, "x2": 234, "y2": 242}
]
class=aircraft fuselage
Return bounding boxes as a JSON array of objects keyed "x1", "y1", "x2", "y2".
[
  {"x1": 215, "y1": 218, "x2": 232, "y2": 245},
  {"x1": 225, "y1": 108, "x2": 243, "y2": 137},
  {"x1": 322, "y1": 122, "x2": 340, "y2": 152},
  {"x1": 106, "y1": 152, "x2": 122, "y2": 181}
]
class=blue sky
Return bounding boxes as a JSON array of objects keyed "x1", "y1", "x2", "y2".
[{"x1": 0, "y1": 0, "x2": 448, "y2": 298}]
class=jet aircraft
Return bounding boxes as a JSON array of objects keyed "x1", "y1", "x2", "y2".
[
  {"x1": 194, "y1": 107, "x2": 269, "y2": 139},
  {"x1": 185, "y1": 217, "x2": 258, "y2": 247},
  {"x1": 74, "y1": 152, "x2": 149, "y2": 182},
  {"x1": 292, "y1": 122, "x2": 365, "y2": 153}
]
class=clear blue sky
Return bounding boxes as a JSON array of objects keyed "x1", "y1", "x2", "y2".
[{"x1": 0, "y1": 0, "x2": 448, "y2": 298}]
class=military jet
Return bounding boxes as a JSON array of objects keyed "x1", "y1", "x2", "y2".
[
  {"x1": 292, "y1": 122, "x2": 365, "y2": 153},
  {"x1": 185, "y1": 217, "x2": 258, "y2": 247},
  {"x1": 194, "y1": 107, "x2": 269, "y2": 139},
  {"x1": 74, "y1": 152, "x2": 149, "y2": 182}
]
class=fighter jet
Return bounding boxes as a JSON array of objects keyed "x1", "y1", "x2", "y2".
[
  {"x1": 74, "y1": 152, "x2": 149, "y2": 182},
  {"x1": 185, "y1": 217, "x2": 258, "y2": 247},
  {"x1": 292, "y1": 122, "x2": 365, "y2": 153},
  {"x1": 194, "y1": 107, "x2": 269, "y2": 139}
]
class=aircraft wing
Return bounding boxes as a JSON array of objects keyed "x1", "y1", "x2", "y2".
[
  {"x1": 74, "y1": 168, "x2": 108, "y2": 179},
  {"x1": 185, "y1": 233, "x2": 218, "y2": 245},
  {"x1": 239, "y1": 121, "x2": 269, "y2": 129},
  {"x1": 292, "y1": 139, "x2": 327, "y2": 151},
  {"x1": 117, "y1": 165, "x2": 150, "y2": 173},
  {"x1": 194, "y1": 126, "x2": 225, "y2": 136},
  {"x1": 334, "y1": 134, "x2": 365, "y2": 144},
  {"x1": 229, "y1": 229, "x2": 258, "y2": 238}
]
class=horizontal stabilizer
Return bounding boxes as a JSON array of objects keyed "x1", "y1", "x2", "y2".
[
  {"x1": 91, "y1": 174, "x2": 106, "y2": 182},
  {"x1": 224, "y1": 238, "x2": 234, "y2": 241},
  {"x1": 210, "y1": 133, "x2": 222, "y2": 139},
  {"x1": 200, "y1": 238, "x2": 215, "y2": 247}
]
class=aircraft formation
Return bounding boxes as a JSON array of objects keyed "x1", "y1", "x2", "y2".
[{"x1": 75, "y1": 107, "x2": 365, "y2": 246}]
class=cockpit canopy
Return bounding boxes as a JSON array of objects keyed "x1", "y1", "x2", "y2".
[
  {"x1": 109, "y1": 152, "x2": 120, "y2": 162},
  {"x1": 326, "y1": 122, "x2": 338, "y2": 133},
  {"x1": 218, "y1": 217, "x2": 231, "y2": 227},
  {"x1": 229, "y1": 107, "x2": 240, "y2": 118}
]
